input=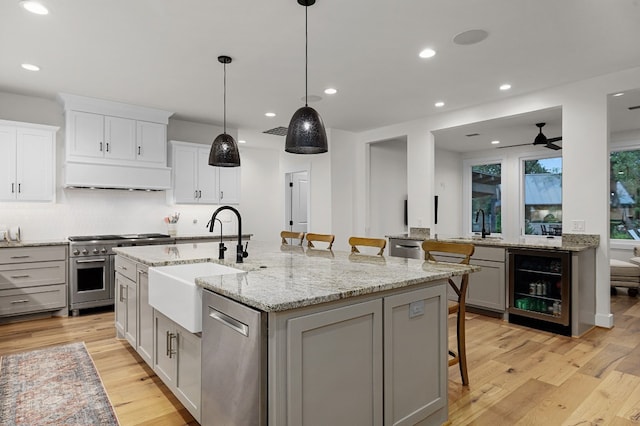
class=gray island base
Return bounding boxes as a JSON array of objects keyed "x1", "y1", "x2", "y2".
[{"x1": 114, "y1": 241, "x2": 478, "y2": 425}]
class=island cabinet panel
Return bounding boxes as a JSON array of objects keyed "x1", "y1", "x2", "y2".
[
  {"x1": 153, "y1": 310, "x2": 201, "y2": 423},
  {"x1": 269, "y1": 281, "x2": 449, "y2": 426},
  {"x1": 287, "y1": 299, "x2": 383, "y2": 426},
  {"x1": 115, "y1": 273, "x2": 137, "y2": 347},
  {"x1": 136, "y1": 264, "x2": 153, "y2": 366},
  {"x1": 384, "y1": 286, "x2": 448, "y2": 426}
]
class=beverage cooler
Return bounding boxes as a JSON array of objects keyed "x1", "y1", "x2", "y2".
[{"x1": 508, "y1": 248, "x2": 571, "y2": 336}]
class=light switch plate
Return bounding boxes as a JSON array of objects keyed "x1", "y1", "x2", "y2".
[{"x1": 571, "y1": 220, "x2": 586, "y2": 231}]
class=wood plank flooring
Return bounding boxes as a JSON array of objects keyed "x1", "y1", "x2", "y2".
[{"x1": 1, "y1": 293, "x2": 640, "y2": 425}]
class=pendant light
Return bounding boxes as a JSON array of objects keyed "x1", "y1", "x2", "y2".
[
  {"x1": 285, "y1": 0, "x2": 328, "y2": 154},
  {"x1": 209, "y1": 55, "x2": 240, "y2": 167}
]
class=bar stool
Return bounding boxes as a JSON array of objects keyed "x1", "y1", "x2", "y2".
[
  {"x1": 422, "y1": 240, "x2": 475, "y2": 386},
  {"x1": 348, "y1": 236, "x2": 386, "y2": 256},
  {"x1": 306, "y1": 233, "x2": 335, "y2": 250},
  {"x1": 281, "y1": 230, "x2": 305, "y2": 246}
]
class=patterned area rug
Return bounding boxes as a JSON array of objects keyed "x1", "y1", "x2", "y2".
[{"x1": 0, "y1": 342, "x2": 119, "y2": 425}]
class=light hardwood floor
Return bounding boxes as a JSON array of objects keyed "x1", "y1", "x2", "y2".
[{"x1": 1, "y1": 294, "x2": 640, "y2": 426}]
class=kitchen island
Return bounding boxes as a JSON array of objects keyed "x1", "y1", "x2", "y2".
[{"x1": 114, "y1": 241, "x2": 478, "y2": 426}]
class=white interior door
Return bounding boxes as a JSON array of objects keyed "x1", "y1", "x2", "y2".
[{"x1": 286, "y1": 171, "x2": 309, "y2": 233}]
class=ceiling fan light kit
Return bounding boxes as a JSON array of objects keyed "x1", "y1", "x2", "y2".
[
  {"x1": 533, "y1": 122, "x2": 562, "y2": 150},
  {"x1": 209, "y1": 55, "x2": 241, "y2": 167},
  {"x1": 285, "y1": 0, "x2": 328, "y2": 155}
]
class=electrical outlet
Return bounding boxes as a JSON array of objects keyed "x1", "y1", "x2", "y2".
[
  {"x1": 409, "y1": 300, "x2": 425, "y2": 318},
  {"x1": 193, "y1": 219, "x2": 198, "y2": 224},
  {"x1": 571, "y1": 220, "x2": 585, "y2": 232}
]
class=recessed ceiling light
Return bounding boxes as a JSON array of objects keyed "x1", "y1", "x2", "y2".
[
  {"x1": 239, "y1": 140, "x2": 246, "y2": 144},
  {"x1": 499, "y1": 83, "x2": 512, "y2": 91},
  {"x1": 434, "y1": 101, "x2": 445, "y2": 108},
  {"x1": 324, "y1": 88, "x2": 337, "y2": 95},
  {"x1": 613, "y1": 92, "x2": 625, "y2": 97},
  {"x1": 419, "y1": 48, "x2": 436, "y2": 59},
  {"x1": 21, "y1": 63, "x2": 40, "y2": 71},
  {"x1": 265, "y1": 112, "x2": 276, "y2": 117},
  {"x1": 491, "y1": 140, "x2": 500, "y2": 145},
  {"x1": 453, "y1": 29, "x2": 489, "y2": 46},
  {"x1": 19, "y1": 1, "x2": 48, "y2": 15}
]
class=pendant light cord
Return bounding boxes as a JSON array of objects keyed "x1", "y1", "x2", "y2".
[
  {"x1": 305, "y1": 4, "x2": 308, "y2": 107},
  {"x1": 223, "y1": 62, "x2": 227, "y2": 134}
]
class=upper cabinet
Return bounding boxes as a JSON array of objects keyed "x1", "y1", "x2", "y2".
[
  {"x1": 0, "y1": 120, "x2": 58, "y2": 202},
  {"x1": 169, "y1": 140, "x2": 241, "y2": 205},
  {"x1": 59, "y1": 93, "x2": 172, "y2": 190}
]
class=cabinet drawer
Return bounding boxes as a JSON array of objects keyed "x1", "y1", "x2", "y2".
[
  {"x1": 0, "y1": 260, "x2": 66, "y2": 290},
  {"x1": 0, "y1": 246, "x2": 66, "y2": 264},
  {"x1": 0, "y1": 283, "x2": 66, "y2": 316},
  {"x1": 473, "y1": 247, "x2": 505, "y2": 262},
  {"x1": 115, "y1": 256, "x2": 137, "y2": 281}
]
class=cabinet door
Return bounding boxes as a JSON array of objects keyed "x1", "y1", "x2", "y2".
[
  {"x1": 125, "y1": 278, "x2": 137, "y2": 347},
  {"x1": 104, "y1": 116, "x2": 136, "y2": 161},
  {"x1": 384, "y1": 286, "x2": 448, "y2": 426},
  {"x1": 176, "y1": 328, "x2": 201, "y2": 422},
  {"x1": 136, "y1": 121, "x2": 166, "y2": 165},
  {"x1": 172, "y1": 145, "x2": 199, "y2": 203},
  {"x1": 115, "y1": 273, "x2": 127, "y2": 338},
  {"x1": 218, "y1": 167, "x2": 241, "y2": 204},
  {"x1": 0, "y1": 125, "x2": 17, "y2": 201},
  {"x1": 154, "y1": 311, "x2": 177, "y2": 386},
  {"x1": 137, "y1": 266, "x2": 153, "y2": 366},
  {"x1": 16, "y1": 128, "x2": 54, "y2": 201},
  {"x1": 68, "y1": 111, "x2": 104, "y2": 159},
  {"x1": 467, "y1": 259, "x2": 506, "y2": 311},
  {"x1": 197, "y1": 147, "x2": 219, "y2": 204},
  {"x1": 287, "y1": 299, "x2": 383, "y2": 426}
]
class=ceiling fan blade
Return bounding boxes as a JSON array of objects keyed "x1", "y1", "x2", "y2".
[
  {"x1": 545, "y1": 143, "x2": 562, "y2": 150},
  {"x1": 547, "y1": 136, "x2": 562, "y2": 143}
]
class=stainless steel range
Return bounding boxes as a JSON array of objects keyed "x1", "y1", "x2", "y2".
[{"x1": 68, "y1": 233, "x2": 174, "y2": 315}]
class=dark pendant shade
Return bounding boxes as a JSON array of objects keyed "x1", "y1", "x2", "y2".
[
  {"x1": 209, "y1": 133, "x2": 241, "y2": 167},
  {"x1": 285, "y1": 106, "x2": 328, "y2": 154}
]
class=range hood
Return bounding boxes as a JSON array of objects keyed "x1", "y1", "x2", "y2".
[{"x1": 64, "y1": 162, "x2": 171, "y2": 191}]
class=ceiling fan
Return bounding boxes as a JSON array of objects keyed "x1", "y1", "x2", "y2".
[{"x1": 533, "y1": 122, "x2": 562, "y2": 150}]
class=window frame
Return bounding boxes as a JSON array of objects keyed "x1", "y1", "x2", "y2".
[
  {"x1": 519, "y1": 152, "x2": 563, "y2": 238},
  {"x1": 463, "y1": 157, "x2": 504, "y2": 237},
  {"x1": 609, "y1": 140, "x2": 640, "y2": 246}
]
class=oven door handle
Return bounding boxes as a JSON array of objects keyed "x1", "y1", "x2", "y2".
[{"x1": 75, "y1": 258, "x2": 107, "y2": 264}]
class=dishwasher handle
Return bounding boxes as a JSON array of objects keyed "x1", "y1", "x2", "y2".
[{"x1": 208, "y1": 306, "x2": 249, "y2": 337}]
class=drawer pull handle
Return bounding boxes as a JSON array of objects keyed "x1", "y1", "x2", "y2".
[
  {"x1": 118, "y1": 265, "x2": 128, "y2": 270},
  {"x1": 10, "y1": 299, "x2": 29, "y2": 304},
  {"x1": 10, "y1": 255, "x2": 30, "y2": 259},
  {"x1": 138, "y1": 270, "x2": 148, "y2": 276},
  {"x1": 10, "y1": 275, "x2": 30, "y2": 279}
]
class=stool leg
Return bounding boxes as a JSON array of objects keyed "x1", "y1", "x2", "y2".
[{"x1": 457, "y1": 308, "x2": 469, "y2": 386}]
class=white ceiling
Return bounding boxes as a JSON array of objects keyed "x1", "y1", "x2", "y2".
[{"x1": 2, "y1": 0, "x2": 640, "y2": 138}]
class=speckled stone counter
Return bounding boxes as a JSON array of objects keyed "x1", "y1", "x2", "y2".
[
  {"x1": 0, "y1": 240, "x2": 68, "y2": 248},
  {"x1": 113, "y1": 241, "x2": 478, "y2": 312},
  {"x1": 386, "y1": 233, "x2": 599, "y2": 252},
  {"x1": 173, "y1": 234, "x2": 252, "y2": 242}
]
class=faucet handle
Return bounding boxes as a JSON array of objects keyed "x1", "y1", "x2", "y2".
[{"x1": 242, "y1": 241, "x2": 249, "y2": 258}]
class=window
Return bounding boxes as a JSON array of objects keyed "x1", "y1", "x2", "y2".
[
  {"x1": 523, "y1": 157, "x2": 562, "y2": 235},
  {"x1": 471, "y1": 163, "x2": 502, "y2": 234},
  {"x1": 610, "y1": 149, "x2": 640, "y2": 240}
]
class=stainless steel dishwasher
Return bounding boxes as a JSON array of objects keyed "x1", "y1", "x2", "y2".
[{"x1": 201, "y1": 289, "x2": 267, "y2": 425}]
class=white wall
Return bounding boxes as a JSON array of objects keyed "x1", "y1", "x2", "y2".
[
  {"x1": 353, "y1": 66, "x2": 640, "y2": 329},
  {"x1": 433, "y1": 148, "x2": 462, "y2": 238},
  {"x1": 330, "y1": 129, "x2": 358, "y2": 251}
]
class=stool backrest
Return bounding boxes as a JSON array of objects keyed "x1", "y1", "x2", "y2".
[
  {"x1": 349, "y1": 236, "x2": 386, "y2": 256},
  {"x1": 306, "y1": 233, "x2": 335, "y2": 250},
  {"x1": 281, "y1": 230, "x2": 305, "y2": 246}
]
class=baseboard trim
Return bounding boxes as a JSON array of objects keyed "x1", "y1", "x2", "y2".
[{"x1": 595, "y1": 312, "x2": 614, "y2": 328}]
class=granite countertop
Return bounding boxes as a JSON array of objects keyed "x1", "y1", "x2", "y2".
[
  {"x1": 113, "y1": 241, "x2": 478, "y2": 312},
  {"x1": 0, "y1": 239, "x2": 68, "y2": 248},
  {"x1": 386, "y1": 233, "x2": 599, "y2": 252},
  {"x1": 173, "y1": 233, "x2": 252, "y2": 241}
]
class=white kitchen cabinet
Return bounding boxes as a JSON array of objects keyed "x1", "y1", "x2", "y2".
[
  {"x1": 136, "y1": 121, "x2": 167, "y2": 165},
  {"x1": 0, "y1": 121, "x2": 57, "y2": 202},
  {"x1": 137, "y1": 265, "x2": 154, "y2": 366},
  {"x1": 60, "y1": 93, "x2": 171, "y2": 169},
  {"x1": 170, "y1": 140, "x2": 241, "y2": 204},
  {"x1": 153, "y1": 310, "x2": 201, "y2": 422},
  {"x1": 115, "y1": 272, "x2": 137, "y2": 347}
]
